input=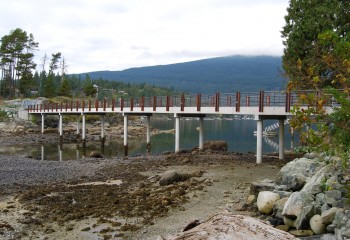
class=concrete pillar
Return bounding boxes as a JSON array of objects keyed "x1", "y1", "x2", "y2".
[
  {"x1": 59, "y1": 114, "x2": 63, "y2": 144},
  {"x1": 82, "y1": 114, "x2": 86, "y2": 142},
  {"x1": 175, "y1": 115, "x2": 180, "y2": 153},
  {"x1": 76, "y1": 115, "x2": 80, "y2": 135},
  {"x1": 101, "y1": 115, "x2": 105, "y2": 140},
  {"x1": 199, "y1": 117, "x2": 204, "y2": 150},
  {"x1": 279, "y1": 119, "x2": 285, "y2": 160},
  {"x1": 58, "y1": 144, "x2": 62, "y2": 161},
  {"x1": 146, "y1": 115, "x2": 151, "y2": 152},
  {"x1": 256, "y1": 119, "x2": 263, "y2": 164},
  {"x1": 41, "y1": 145, "x2": 44, "y2": 161},
  {"x1": 124, "y1": 114, "x2": 128, "y2": 156},
  {"x1": 41, "y1": 114, "x2": 45, "y2": 134}
]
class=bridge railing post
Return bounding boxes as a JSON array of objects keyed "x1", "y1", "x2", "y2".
[
  {"x1": 285, "y1": 92, "x2": 291, "y2": 112},
  {"x1": 121, "y1": 98, "x2": 124, "y2": 111},
  {"x1": 236, "y1": 92, "x2": 241, "y2": 112},
  {"x1": 166, "y1": 96, "x2": 169, "y2": 111},
  {"x1": 153, "y1": 96, "x2": 157, "y2": 111},
  {"x1": 131, "y1": 98, "x2": 134, "y2": 111},
  {"x1": 103, "y1": 98, "x2": 107, "y2": 111},
  {"x1": 259, "y1": 91, "x2": 264, "y2": 112},
  {"x1": 215, "y1": 93, "x2": 220, "y2": 112},
  {"x1": 181, "y1": 94, "x2": 185, "y2": 111},
  {"x1": 141, "y1": 96, "x2": 145, "y2": 111},
  {"x1": 197, "y1": 94, "x2": 201, "y2": 111},
  {"x1": 88, "y1": 100, "x2": 91, "y2": 111},
  {"x1": 112, "y1": 98, "x2": 115, "y2": 111}
]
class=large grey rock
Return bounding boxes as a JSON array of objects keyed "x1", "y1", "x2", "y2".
[
  {"x1": 273, "y1": 197, "x2": 289, "y2": 220},
  {"x1": 159, "y1": 170, "x2": 182, "y2": 186},
  {"x1": 257, "y1": 191, "x2": 280, "y2": 214},
  {"x1": 310, "y1": 214, "x2": 326, "y2": 234},
  {"x1": 294, "y1": 203, "x2": 316, "y2": 230},
  {"x1": 278, "y1": 157, "x2": 321, "y2": 191},
  {"x1": 301, "y1": 165, "x2": 330, "y2": 195},
  {"x1": 321, "y1": 207, "x2": 338, "y2": 225},
  {"x1": 325, "y1": 190, "x2": 342, "y2": 206},
  {"x1": 250, "y1": 179, "x2": 277, "y2": 195},
  {"x1": 166, "y1": 213, "x2": 296, "y2": 240},
  {"x1": 282, "y1": 191, "x2": 314, "y2": 228}
]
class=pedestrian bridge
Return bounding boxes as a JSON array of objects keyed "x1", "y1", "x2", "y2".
[{"x1": 28, "y1": 91, "x2": 335, "y2": 163}]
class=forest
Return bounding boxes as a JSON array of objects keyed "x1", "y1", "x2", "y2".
[{"x1": 0, "y1": 28, "x2": 177, "y2": 100}]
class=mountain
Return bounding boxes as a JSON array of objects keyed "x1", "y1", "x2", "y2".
[{"x1": 78, "y1": 55, "x2": 286, "y2": 93}]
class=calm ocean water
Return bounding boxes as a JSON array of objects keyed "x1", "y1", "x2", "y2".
[{"x1": 0, "y1": 118, "x2": 297, "y2": 161}]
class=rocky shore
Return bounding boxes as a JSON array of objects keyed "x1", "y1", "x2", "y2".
[{"x1": 0, "y1": 118, "x2": 349, "y2": 239}]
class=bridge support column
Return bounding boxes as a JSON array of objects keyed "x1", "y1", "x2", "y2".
[
  {"x1": 256, "y1": 119, "x2": 263, "y2": 164},
  {"x1": 124, "y1": 114, "x2": 128, "y2": 156},
  {"x1": 76, "y1": 115, "x2": 80, "y2": 136},
  {"x1": 59, "y1": 114, "x2": 63, "y2": 143},
  {"x1": 199, "y1": 117, "x2": 204, "y2": 150},
  {"x1": 146, "y1": 116, "x2": 151, "y2": 152},
  {"x1": 41, "y1": 114, "x2": 45, "y2": 134},
  {"x1": 279, "y1": 119, "x2": 285, "y2": 160},
  {"x1": 82, "y1": 114, "x2": 86, "y2": 143},
  {"x1": 175, "y1": 115, "x2": 180, "y2": 153}
]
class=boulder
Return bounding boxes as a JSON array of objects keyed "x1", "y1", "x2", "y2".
[
  {"x1": 301, "y1": 165, "x2": 330, "y2": 195},
  {"x1": 321, "y1": 207, "x2": 338, "y2": 225},
  {"x1": 273, "y1": 197, "x2": 289, "y2": 220},
  {"x1": 159, "y1": 170, "x2": 183, "y2": 186},
  {"x1": 250, "y1": 179, "x2": 277, "y2": 195},
  {"x1": 278, "y1": 157, "x2": 321, "y2": 191},
  {"x1": 310, "y1": 214, "x2": 326, "y2": 234},
  {"x1": 203, "y1": 141, "x2": 228, "y2": 152},
  {"x1": 257, "y1": 191, "x2": 280, "y2": 214},
  {"x1": 89, "y1": 151, "x2": 103, "y2": 158},
  {"x1": 294, "y1": 203, "x2": 316, "y2": 230},
  {"x1": 165, "y1": 213, "x2": 296, "y2": 240},
  {"x1": 282, "y1": 191, "x2": 314, "y2": 228}
]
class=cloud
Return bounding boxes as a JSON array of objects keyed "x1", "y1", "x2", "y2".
[{"x1": 0, "y1": 0, "x2": 289, "y2": 73}]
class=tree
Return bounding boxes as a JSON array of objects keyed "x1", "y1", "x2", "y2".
[
  {"x1": 282, "y1": 0, "x2": 350, "y2": 154},
  {"x1": 0, "y1": 28, "x2": 38, "y2": 98},
  {"x1": 59, "y1": 77, "x2": 72, "y2": 97},
  {"x1": 281, "y1": 0, "x2": 350, "y2": 90}
]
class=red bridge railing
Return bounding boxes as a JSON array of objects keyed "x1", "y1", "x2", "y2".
[{"x1": 27, "y1": 90, "x2": 337, "y2": 114}]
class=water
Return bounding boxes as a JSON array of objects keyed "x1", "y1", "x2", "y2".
[{"x1": 0, "y1": 118, "x2": 297, "y2": 161}]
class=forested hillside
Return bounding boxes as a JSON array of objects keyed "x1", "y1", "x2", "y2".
[{"x1": 79, "y1": 56, "x2": 286, "y2": 93}]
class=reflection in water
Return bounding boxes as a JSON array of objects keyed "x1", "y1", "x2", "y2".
[{"x1": 3, "y1": 119, "x2": 298, "y2": 161}]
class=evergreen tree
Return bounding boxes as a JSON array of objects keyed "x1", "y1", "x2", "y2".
[{"x1": 0, "y1": 28, "x2": 38, "y2": 98}]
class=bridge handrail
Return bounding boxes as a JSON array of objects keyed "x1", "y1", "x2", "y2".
[{"x1": 27, "y1": 90, "x2": 341, "y2": 114}]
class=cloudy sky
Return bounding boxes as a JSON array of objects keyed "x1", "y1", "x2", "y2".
[{"x1": 0, "y1": 0, "x2": 289, "y2": 74}]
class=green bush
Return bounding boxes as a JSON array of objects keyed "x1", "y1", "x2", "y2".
[{"x1": 0, "y1": 109, "x2": 9, "y2": 122}]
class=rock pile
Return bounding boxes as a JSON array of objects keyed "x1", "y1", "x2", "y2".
[{"x1": 249, "y1": 153, "x2": 350, "y2": 239}]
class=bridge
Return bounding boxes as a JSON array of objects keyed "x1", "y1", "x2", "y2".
[{"x1": 27, "y1": 90, "x2": 335, "y2": 163}]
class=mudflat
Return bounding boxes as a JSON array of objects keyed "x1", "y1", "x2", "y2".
[{"x1": 0, "y1": 146, "x2": 297, "y2": 239}]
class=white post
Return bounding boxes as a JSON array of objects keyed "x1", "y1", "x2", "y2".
[
  {"x1": 256, "y1": 119, "x2": 263, "y2": 164},
  {"x1": 76, "y1": 115, "x2": 80, "y2": 135},
  {"x1": 101, "y1": 115, "x2": 105, "y2": 139},
  {"x1": 41, "y1": 145, "x2": 44, "y2": 161},
  {"x1": 59, "y1": 114, "x2": 63, "y2": 136},
  {"x1": 41, "y1": 114, "x2": 45, "y2": 134},
  {"x1": 199, "y1": 117, "x2": 204, "y2": 150},
  {"x1": 279, "y1": 119, "x2": 285, "y2": 160},
  {"x1": 124, "y1": 114, "x2": 128, "y2": 156},
  {"x1": 82, "y1": 114, "x2": 86, "y2": 142},
  {"x1": 175, "y1": 115, "x2": 180, "y2": 153},
  {"x1": 58, "y1": 144, "x2": 62, "y2": 161},
  {"x1": 146, "y1": 115, "x2": 151, "y2": 152}
]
